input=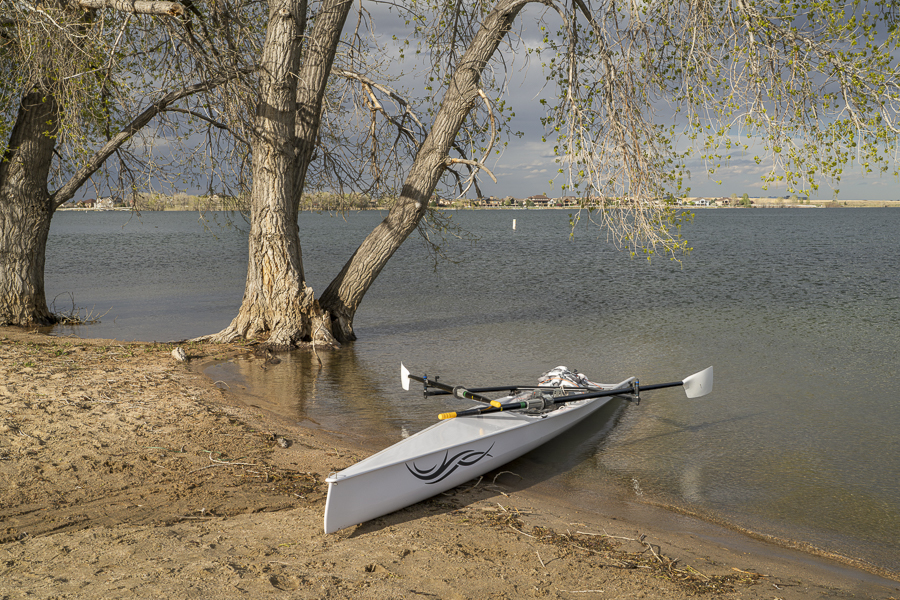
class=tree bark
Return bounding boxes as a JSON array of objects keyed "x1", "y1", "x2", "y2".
[
  {"x1": 0, "y1": 92, "x2": 59, "y2": 326},
  {"x1": 318, "y1": 0, "x2": 530, "y2": 342},
  {"x1": 206, "y1": 0, "x2": 351, "y2": 349},
  {"x1": 209, "y1": 0, "x2": 352, "y2": 349}
]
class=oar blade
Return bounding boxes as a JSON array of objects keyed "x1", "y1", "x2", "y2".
[
  {"x1": 401, "y1": 363, "x2": 411, "y2": 391},
  {"x1": 682, "y1": 366, "x2": 713, "y2": 398}
]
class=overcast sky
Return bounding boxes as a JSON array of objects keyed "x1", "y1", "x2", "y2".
[
  {"x1": 369, "y1": 3, "x2": 900, "y2": 202},
  {"x1": 102, "y1": 2, "x2": 900, "y2": 203}
]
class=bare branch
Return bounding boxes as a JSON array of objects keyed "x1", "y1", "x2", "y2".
[
  {"x1": 164, "y1": 107, "x2": 251, "y2": 146},
  {"x1": 446, "y1": 157, "x2": 497, "y2": 183},
  {"x1": 51, "y1": 70, "x2": 250, "y2": 208},
  {"x1": 75, "y1": 0, "x2": 185, "y2": 17},
  {"x1": 332, "y1": 67, "x2": 426, "y2": 131},
  {"x1": 475, "y1": 89, "x2": 496, "y2": 165}
]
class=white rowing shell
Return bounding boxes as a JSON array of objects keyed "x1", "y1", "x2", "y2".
[{"x1": 324, "y1": 379, "x2": 633, "y2": 534}]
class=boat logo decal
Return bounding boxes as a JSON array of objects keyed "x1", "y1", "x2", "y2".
[{"x1": 406, "y1": 443, "x2": 494, "y2": 484}]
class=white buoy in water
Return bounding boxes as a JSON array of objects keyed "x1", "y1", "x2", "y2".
[{"x1": 513, "y1": 219, "x2": 516, "y2": 230}]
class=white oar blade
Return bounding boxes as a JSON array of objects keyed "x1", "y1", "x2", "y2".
[
  {"x1": 682, "y1": 366, "x2": 713, "y2": 398},
  {"x1": 401, "y1": 363, "x2": 411, "y2": 391}
]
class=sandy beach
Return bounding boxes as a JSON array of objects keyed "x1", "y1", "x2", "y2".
[{"x1": 2, "y1": 329, "x2": 898, "y2": 599}]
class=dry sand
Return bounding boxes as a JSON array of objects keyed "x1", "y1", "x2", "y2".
[{"x1": 2, "y1": 329, "x2": 898, "y2": 599}]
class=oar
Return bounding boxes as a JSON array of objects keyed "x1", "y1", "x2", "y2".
[
  {"x1": 422, "y1": 384, "x2": 603, "y2": 396},
  {"x1": 401, "y1": 363, "x2": 495, "y2": 404},
  {"x1": 437, "y1": 366, "x2": 713, "y2": 420},
  {"x1": 402, "y1": 364, "x2": 607, "y2": 397}
]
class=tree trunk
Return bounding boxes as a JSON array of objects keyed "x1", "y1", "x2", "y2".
[
  {"x1": 1, "y1": 75, "x2": 238, "y2": 329},
  {"x1": 318, "y1": 0, "x2": 529, "y2": 342},
  {"x1": 0, "y1": 92, "x2": 59, "y2": 326},
  {"x1": 205, "y1": 0, "x2": 351, "y2": 349}
]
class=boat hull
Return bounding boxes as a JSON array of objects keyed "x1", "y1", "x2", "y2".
[{"x1": 324, "y1": 394, "x2": 617, "y2": 534}]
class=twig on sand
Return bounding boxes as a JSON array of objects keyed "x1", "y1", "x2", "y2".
[
  {"x1": 492, "y1": 470, "x2": 522, "y2": 485},
  {"x1": 188, "y1": 464, "x2": 220, "y2": 474},
  {"x1": 640, "y1": 533, "x2": 664, "y2": 563}
]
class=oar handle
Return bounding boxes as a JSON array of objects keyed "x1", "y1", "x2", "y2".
[{"x1": 439, "y1": 398, "x2": 533, "y2": 420}]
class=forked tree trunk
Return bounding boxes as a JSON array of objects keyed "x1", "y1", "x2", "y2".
[
  {"x1": 0, "y1": 92, "x2": 59, "y2": 326},
  {"x1": 205, "y1": 0, "x2": 351, "y2": 349},
  {"x1": 318, "y1": 0, "x2": 529, "y2": 342},
  {"x1": 210, "y1": 0, "x2": 529, "y2": 347}
]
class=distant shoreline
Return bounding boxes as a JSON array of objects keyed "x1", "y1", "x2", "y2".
[{"x1": 57, "y1": 199, "x2": 900, "y2": 212}]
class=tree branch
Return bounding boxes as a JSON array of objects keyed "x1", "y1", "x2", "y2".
[
  {"x1": 51, "y1": 70, "x2": 249, "y2": 208},
  {"x1": 332, "y1": 67, "x2": 427, "y2": 131},
  {"x1": 446, "y1": 158, "x2": 497, "y2": 183},
  {"x1": 75, "y1": 0, "x2": 185, "y2": 16},
  {"x1": 164, "y1": 107, "x2": 251, "y2": 146}
]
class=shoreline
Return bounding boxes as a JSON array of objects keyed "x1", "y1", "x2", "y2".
[
  {"x1": 2, "y1": 329, "x2": 898, "y2": 598},
  {"x1": 206, "y1": 355, "x2": 900, "y2": 583},
  {"x1": 55, "y1": 200, "x2": 900, "y2": 212}
]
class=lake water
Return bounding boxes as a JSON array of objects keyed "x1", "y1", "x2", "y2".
[{"x1": 45, "y1": 207, "x2": 900, "y2": 575}]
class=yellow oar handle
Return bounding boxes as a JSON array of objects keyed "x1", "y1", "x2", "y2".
[
  {"x1": 438, "y1": 400, "x2": 529, "y2": 420},
  {"x1": 490, "y1": 400, "x2": 503, "y2": 407}
]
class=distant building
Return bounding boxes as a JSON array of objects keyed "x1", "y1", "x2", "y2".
[{"x1": 527, "y1": 194, "x2": 551, "y2": 207}]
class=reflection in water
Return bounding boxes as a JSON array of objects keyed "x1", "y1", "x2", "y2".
[{"x1": 204, "y1": 347, "x2": 429, "y2": 447}]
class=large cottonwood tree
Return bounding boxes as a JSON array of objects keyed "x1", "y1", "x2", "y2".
[
  {"x1": 207, "y1": 0, "x2": 900, "y2": 348},
  {"x1": 204, "y1": 0, "x2": 528, "y2": 347}
]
